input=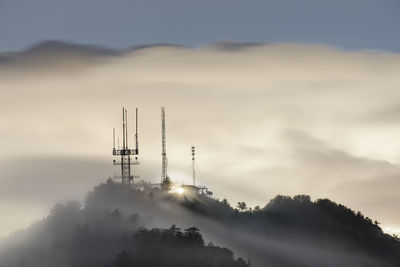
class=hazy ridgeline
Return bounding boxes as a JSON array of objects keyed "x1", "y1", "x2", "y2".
[{"x1": 0, "y1": 180, "x2": 399, "y2": 267}]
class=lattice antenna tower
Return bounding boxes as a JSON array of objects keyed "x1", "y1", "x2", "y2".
[
  {"x1": 161, "y1": 107, "x2": 168, "y2": 183},
  {"x1": 112, "y1": 107, "x2": 139, "y2": 184}
]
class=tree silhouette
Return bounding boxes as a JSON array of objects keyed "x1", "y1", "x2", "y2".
[
  {"x1": 221, "y1": 198, "x2": 231, "y2": 208},
  {"x1": 113, "y1": 226, "x2": 249, "y2": 267},
  {"x1": 237, "y1": 201, "x2": 247, "y2": 211}
]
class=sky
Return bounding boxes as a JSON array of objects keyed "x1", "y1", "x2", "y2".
[
  {"x1": 0, "y1": 1, "x2": 400, "y2": 237},
  {"x1": 0, "y1": 0, "x2": 400, "y2": 52}
]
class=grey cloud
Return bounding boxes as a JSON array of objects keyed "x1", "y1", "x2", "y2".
[
  {"x1": 207, "y1": 41, "x2": 265, "y2": 51},
  {"x1": 366, "y1": 103, "x2": 400, "y2": 124},
  {"x1": 0, "y1": 40, "x2": 187, "y2": 69},
  {"x1": 0, "y1": 156, "x2": 111, "y2": 204},
  {"x1": 283, "y1": 129, "x2": 398, "y2": 179}
]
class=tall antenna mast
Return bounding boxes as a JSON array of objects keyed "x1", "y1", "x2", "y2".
[
  {"x1": 161, "y1": 107, "x2": 168, "y2": 183},
  {"x1": 191, "y1": 146, "x2": 196, "y2": 186},
  {"x1": 125, "y1": 109, "x2": 128, "y2": 149},
  {"x1": 122, "y1": 108, "x2": 126, "y2": 149},
  {"x1": 112, "y1": 107, "x2": 140, "y2": 185},
  {"x1": 135, "y1": 108, "x2": 138, "y2": 154}
]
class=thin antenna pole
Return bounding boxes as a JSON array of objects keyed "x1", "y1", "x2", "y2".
[
  {"x1": 122, "y1": 108, "x2": 126, "y2": 150},
  {"x1": 161, "y1": 107, "x2": 167, "y2": 183},
  {"x1": 125, "y1": 109, "x2": 130, "y2": 184},
  {"x1": 121, "y1": 108, "x2": 125, "y2": 184},
  {"x1": 113, "y1": 128, "x2": 115, "y2": 149},
  {"x1": 192, "y1": 146, "x2": 196, "y2": 186},
  {"x1": 125, "y1": 109, "x2": 128, "y2": 149},
  {"x1": 135, "y1": 108, "x2": 138, "y2": 153}
]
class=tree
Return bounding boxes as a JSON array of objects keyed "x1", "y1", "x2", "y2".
[
  {"x1": 236, "y1": 202, "x2": 247, "y2": 211},
  {"x1": 184, "y1": 226, "x2": 204, "y2": 246},
  {"x1": 221, "y1": 198, "x2": 231, "y2": 208}
]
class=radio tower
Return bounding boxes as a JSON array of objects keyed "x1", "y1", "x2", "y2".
[
  {"x1": 161, "y1": 107, "x2": 168, "y2": 184},
  {"x1": 191, "y1": 146, "x2": 196, "y2": 186},
  {"x1": 112, "y1": 107, "x2": 139, "y2": 184}
]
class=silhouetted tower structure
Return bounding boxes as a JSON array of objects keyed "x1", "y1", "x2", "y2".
[
  {"x1": 191, "y1": 146, "x2": 196, "y2": 186},
  {"x1": 161, "y1": 107, "x2": 168, "y2": 183},
  {"x1": 112, "y1": 107, "x2": 139, "y2": 184}
]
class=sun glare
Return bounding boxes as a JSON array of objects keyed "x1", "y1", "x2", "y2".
[{"x1": 177, "y1": 187, "x2": 184, "y2": 195}]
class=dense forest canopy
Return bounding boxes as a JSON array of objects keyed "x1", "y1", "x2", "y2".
[{"x1": 112, "y1": 226, "x2": 249, "y2": 267}]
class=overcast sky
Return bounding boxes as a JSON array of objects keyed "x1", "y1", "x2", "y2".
[
  {"x1": 1, "y1": 1, "x2": 400, "y2": 238},
  {"x1": 0, "y1": 0, "x2": 400, "y2": 52}
]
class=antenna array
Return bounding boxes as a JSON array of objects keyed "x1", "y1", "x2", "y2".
[{"x1": 112, "y1": 107, "x2": 139, "y2": 184}]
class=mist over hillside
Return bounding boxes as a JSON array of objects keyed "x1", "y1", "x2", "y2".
[{"x1": 1, "y1": 179, "x2": 399, "y2": 267}]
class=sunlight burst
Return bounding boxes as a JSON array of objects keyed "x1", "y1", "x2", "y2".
[{"x1": 177, "y1": 187, "x2": 184, "y2": 195}]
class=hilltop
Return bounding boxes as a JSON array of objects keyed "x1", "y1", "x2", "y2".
[{"x1": 0, "y1": 179, "x2": 399, "y2": 267}]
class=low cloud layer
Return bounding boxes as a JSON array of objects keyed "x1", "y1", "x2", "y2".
[{"x1": 1, "y1": 41, "x2": 400, "y2": 237}]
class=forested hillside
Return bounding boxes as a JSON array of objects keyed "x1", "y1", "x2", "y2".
[{"x1": 1, "y1": 180, "x2": 399, "y2": 267}]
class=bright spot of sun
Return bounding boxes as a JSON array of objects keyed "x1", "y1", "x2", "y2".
[{"x1": 177, "y1": 187, "x2": 184, "y2": 195}]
